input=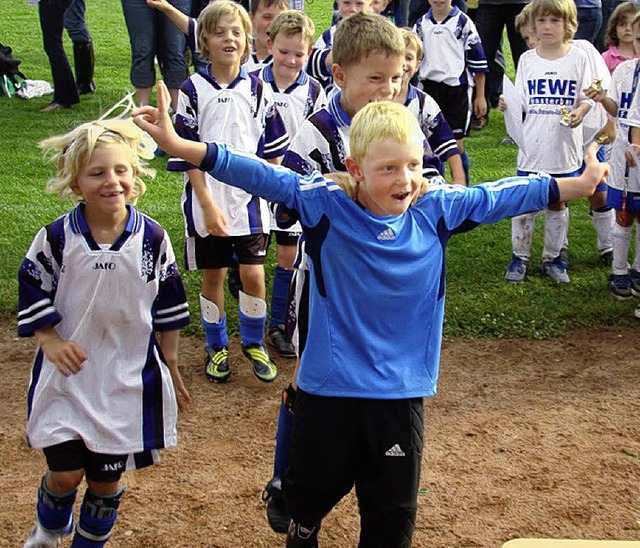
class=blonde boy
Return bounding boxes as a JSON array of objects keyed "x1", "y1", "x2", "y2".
[{"x1": 135, "y1": 80, "x2": 609, "y2": 548}]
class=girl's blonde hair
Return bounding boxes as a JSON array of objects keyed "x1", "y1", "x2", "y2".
[
  {"x1": 530, "y1": 0, "x2": 578, "y2": 42},
  {"x1": 198, "y1": 0, "x2": 253, "y2": 65},
  {"x1": 604, "y1": 1, "x2": 640, "y2": 47},
  {"x1": 40, "y1": 109, "x2": 156, "y2": 204}
]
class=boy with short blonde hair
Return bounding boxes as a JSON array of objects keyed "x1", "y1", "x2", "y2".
[{"x1": 135, "y1": 81, "x2": 610, "y2": 548}]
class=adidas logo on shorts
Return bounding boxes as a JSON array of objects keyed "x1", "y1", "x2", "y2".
[
  {"x1": 385, "y1": 443, "x2": 406, "y2": 457},
  {"x1": 377, "y1": 228, "x2": 396, "y2": 241}
]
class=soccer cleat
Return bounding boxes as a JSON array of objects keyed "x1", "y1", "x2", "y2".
[
  {"x1": 204, "y1": 347, "x2": 230, "y2": 382},
  {"x1": 23, "y1": 519, "x2": 72, "y2": 548},
  {"x1": 608, "y1": 274, "x2": 633, "y2": 300},
  {"x1": 600, "y1": 250, "x2": 613, "y2": 267},
  {"x1": 227, "y1": 266, "x2": 243, "y2": 300},
  {"x1": 542, "y1": 259, "x2": 570, "y2": 284},
  {"x1": 635, "y1": 303, "x2": 640, "y2": 319},
  {"x1": 268, "y1": 326, "x2": 296, "y2": 358},
  {"x1": 558, "y1": 247, "x2": 570, "y2": 266},
  {"x1": 242, "y1": 344, "x2": 277, "y2": 382},
  {"x1": 262, "y1": 478, "x2": 291, "y2": 534},
  {"x1": 505, "y1": 255, "x2": 528, "y2": 283},
  {"x1": 629, "y1": 269, "x2": 640, "y2": 297}
]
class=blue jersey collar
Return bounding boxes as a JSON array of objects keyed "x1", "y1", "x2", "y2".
[{"x1": 329, "y1": 92, "x2": 352, "y2": 128}]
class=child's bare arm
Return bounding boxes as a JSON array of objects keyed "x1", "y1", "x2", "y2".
[
  {"x1": 447, "y1": 154, "x2": 465, "y2": 185},
  {"x1": 555, "y1": 143, "x2": 609, "y2": 201},
  {"x1": 473, "y1": 73, "x2": 487, "y2": 119},
  {"x1": 595, "y1": 117, "x2": 616, "y2": 145},
  {"x1": 146, "y1": 0, "x2": 189, "y2": 34},
  {"x1": 583, "y1": 86, "x2": 618, "y2": 117},
  {"x1": 35, "y1": 325, "x2": 87, "y2": 377},
  {"x1": 157, "y1": 329, "x2": 191, "y2": 411}
]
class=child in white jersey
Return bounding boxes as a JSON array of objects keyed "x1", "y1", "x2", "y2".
[
  {"x1": 253, "y1": 10, "x2": 326, "y2": 358},
  {"x1": 601, "y1": 2, "x2": 640, "y2": 74},
  {"x1": 167, "y1": 0, "x2": 290, "y2": 383},
  {"x1": 502, "y1": 0, "x2": 595, "y2": 284},
  {"x1": 20, "y1": 113, "x2": 190, "y2": 547},
  {"x1": 135, "y1": 80, "x2": 609, "y2": 548}
]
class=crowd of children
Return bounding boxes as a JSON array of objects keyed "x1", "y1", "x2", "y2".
[{"x1": 17, "y1": 0, "x2": 640, "y2": 545}]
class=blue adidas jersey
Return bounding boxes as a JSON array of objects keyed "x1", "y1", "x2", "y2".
[{"x1": 200, "y1": 143, "x2": 554, "y2": 399}]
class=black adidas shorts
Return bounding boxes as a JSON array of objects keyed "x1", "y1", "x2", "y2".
[{"x1": 283, "y1": 391, "x2": 424, "y2": 546}]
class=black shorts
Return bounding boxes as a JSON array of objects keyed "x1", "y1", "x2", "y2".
[
  {"x1": 43, "y1": 440, "x2": 127, "y2": 483},
  {"x1": 184, "y1": 233, "x2": 270, "y2": 270},
  {"x1": 272, "y1": 230, "x2": 302, "y2": 246},
  {"x1": 421, "y1": 79, "x2": 471, "y2": 139},
  {"x1": 283, "y1": 391, "x2": 424, "y2": 546}
]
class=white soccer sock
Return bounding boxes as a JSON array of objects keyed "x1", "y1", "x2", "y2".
[
  {"x1": 200, "y1": 294, "x2": 220, "y2": 324},
  {"x1": 611, "y1": 222, "x2": 631, "y2": 275},
  {"x1": 632, "y1": 224, "x2": 640, "y2": 272},
  {"x1": 542, "y1": 208, "x2": 569, "y2": 263},
  {"x1": 511, "y1": 212, "x2": 539, "y2": 261},
  {"x1": 239, "y1": 291, "x2": 267, "y2": 318},
  {"x1": 591, "y1": 208, "x2": 614, "y2": 254}
]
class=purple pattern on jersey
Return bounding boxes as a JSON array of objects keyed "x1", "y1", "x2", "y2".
[
  {"x1": 141, "y1": 339, "x2": 165, "y2": 450},
  {"x1": 169, "y1": 77, "x2": 201, "y2": 172}
]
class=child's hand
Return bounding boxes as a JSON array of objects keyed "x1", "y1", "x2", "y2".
[
  {"x1": 36, "y1": 327, "x2": 87, "y2": 376},
  {"x1": 146, "y1": 0, "x2": 169, "y2": 9},
  {"x1": 568, "y1": 108, "x2": 585, "y2": 128},
  {"x1": 203, "y1": 203, "x2": 230, "y2": 236},
  {"x1": 498, "y1": 95, "x2": 507, "y2": 112},
  {"x1": 625, "y1": 144, "x2": 640, "y2": 167},
  {"x1": 583, "y1": 87, "x2": 606, "y2": 103},
  {"x1": 473, "y1": 94, "x2": 488, "y2": 119},
  {"x1": 583, "y1": 142, "x2": 610, "y2": 190},
  {"x1": 166, "y1": 359, "x2": 191, "y2": 412},
  {"x1": 133, "y1": 81, "x2": 179, "y2": 155}
]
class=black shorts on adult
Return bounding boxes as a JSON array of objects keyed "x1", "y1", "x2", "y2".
[
  {"x1": 283, "y1": 391, "x2": 424, "y2": 547},
  {"x1": 185, "y1": 233, "x2": 270, "y2": 270},
  {"x1": 43, "y1": 440, "x2": 127, "y2": 483},
  {"x1": 421, "y1": 79, "x2": 470, "y2": 139}
]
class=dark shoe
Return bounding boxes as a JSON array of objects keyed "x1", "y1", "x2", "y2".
[
  {"x1": 600, "y1": 250, "x2": 613, "y2": 267},
  {"x1": 608, "y1": 274, "x2": 632, "y2": 300},
  {"x1": 242, "y1": 344, "x2": 277, "y2": 382},
  {"x1": 470, "y1": 115, "x2": 487, "y2": 131},
  {"x1": 262, "y1": 478, "x2": 291, "y2": 534},
  {"x1": 73, "y1": 41, "x2": 96, "y2": 95},
  {"x1": 268, "y1": 325, "x2": 296, "y2": 358},
  {"x1": 40, "y1": 102, "x2": 72, "y2": 112},
  {"x1": 204, "y1": 346, "x2": 230, "y2": 382},
  {"x1": 227, "y1": 265, "x2": 243, "y2": 300}
]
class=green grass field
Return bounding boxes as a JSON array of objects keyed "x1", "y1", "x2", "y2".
[{"x1": 0, "y1": 0, "x2": 636, "y2": 338}]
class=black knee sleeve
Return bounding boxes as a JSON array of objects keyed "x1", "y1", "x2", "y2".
[{"x1": 282, "y1": 383, "x2": 297, "y2": 413}]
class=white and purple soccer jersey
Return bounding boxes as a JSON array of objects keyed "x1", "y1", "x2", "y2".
[
  {"x1": 168, "y1": 68, "x2": 289, "y2": 238},
  {"x1": 515, "y1": 44, "x2": 594, "y2": 174},
  {"x1": 606, "y1": 59, "x2": 640, "y2": 192},
  {"x1": 413, "y1": 6, "x2": 488, "y2": 87},
  {"x1": 404, "y1": 84, "x2": 458, "y2": 163},
  {"x1": 18, "y1": 205, "x2": 189, "y2": 456}
]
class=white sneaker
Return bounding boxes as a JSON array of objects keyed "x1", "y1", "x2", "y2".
[{"x1": 24, "y1": 517, "x2": 72, "y2": 548}]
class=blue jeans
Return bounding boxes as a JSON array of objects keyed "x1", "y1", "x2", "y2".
[
  {"x1": 575, "y1": 7, "x2": 603, "y2": 43},
  {"x1": 63, "y1": 0, "x2": 91, "y2": 43},
  {"x1": 121, "y1": 0, "x2": 191, "y2": 89}
]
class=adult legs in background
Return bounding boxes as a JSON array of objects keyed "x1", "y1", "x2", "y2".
[
  {"x1": 575, "y1": 6, "x2": 603, "y2": 42},
  {"x1": 63, "y1": 0, "x2": 96, "y2": 94}
]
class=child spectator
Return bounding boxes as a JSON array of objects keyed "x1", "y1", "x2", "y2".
[
  {"x1": 502, "y1": 0, "x2": 596, "y2": 284},
  {"x1": 167, "y1": 0, "x2": 289, "y2": 383},
  {"x1": 601, "y1": 1, "x2": 640, "y2": 74},
  {"x1": 413, "y1": 0, "x2": 489, "y2": 185},
  {"x1": 585, "y1": 14, "x2": 640, "y2": 301},
  {"x1": 20, "y1": 113, "x2": 190, "y2": 547},
  {"x1": 135, "y1": 80, "x2": 610, "y2": 548},
  {"x1": 253, "y1": 10, "x2": 326, "y2": 358},
  {"x1": 398, "y1": 27, "x2": 465, "y2": 184}
]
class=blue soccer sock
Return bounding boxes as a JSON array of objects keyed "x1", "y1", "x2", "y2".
[
  {"x1": 273, "y1": 385, "x2": 295, "y2": 478},
  {"x1": 269, "y1": 266, "x2": 293, "y2": 330},
  {"x1": 460, "y1": 149, "x2": 470, "y2": 186},
  {"x1": 71, "y1": 488, "x2": 124, "y2": 547},
  {"x1": 201, "y1": 313, "x2": 228, "y2": 350},
  {"x1": 36, "y1": 476, "x2": 76, "y2": 535},
  {"x1": 239, "y1": 309, "x2": 266, "y2": 347}
]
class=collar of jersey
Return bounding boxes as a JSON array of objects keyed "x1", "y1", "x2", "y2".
[
  {"x1": 198, "y1": 65, "x2": 248, "y2": 90},
  {"x1": 406, "y1": 84, "x2": 419, "y2": 104},
  {"x1": 329, "y1": 92, "x2": 351, "y2": 129},
  {"x1": 251, "y1": 47, "x2": 273, "y2": 66},
  {"x1": 427, "y1": 4, "x2": 459, "y2": 24},
  {"x1": 263, "y1": 63, "x2": 308, "y2": 93},
  {"x1": 70, "y1": 204, "x2": 141, "y2": 251}
]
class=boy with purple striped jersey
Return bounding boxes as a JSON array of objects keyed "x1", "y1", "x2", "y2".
[
  {"x1": 135, "y1": 81, "x2": 610, "y2": 548},
  {"x1": 20, "y1": 116, "x2": 190, "y2": 548},
  {"x1": 167, "y1": 0, "x2": 289, "y2": 383},
  {"x1": 413, "y1": 0, "x2": 489, "y2": 184}
]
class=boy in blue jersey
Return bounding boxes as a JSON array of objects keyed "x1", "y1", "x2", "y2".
[{"x1": 135, "y1": 82, "x2": 609, "y2": 546}]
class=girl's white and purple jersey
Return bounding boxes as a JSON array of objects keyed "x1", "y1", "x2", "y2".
[
  {"x1": 18, "y1": 206, "x2": 189, "y2": 458},
  {"x1": 607, "y1": 59, "x2": 640, "y2": 191},
  {"x1": 168, "y1": 67, "x2": 289, "y2": 237},
  {"x1": 515, "y1": 44, "x2": 594, "y2": 174},
  {"x1": 413, "y1": 6, "x2": 488, "y2": 86}
]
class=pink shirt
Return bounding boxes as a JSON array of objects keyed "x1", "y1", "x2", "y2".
[{"x1": 602, "y1": 45, "x2": 639, "y2": 74}]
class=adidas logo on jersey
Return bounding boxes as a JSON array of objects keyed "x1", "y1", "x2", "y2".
[
  {"x1": 377, "y1": 228, "x2": 396, "y2": 241},
  {"x1": 385, "y1": 444, "x2": 406, "y2": 457}
]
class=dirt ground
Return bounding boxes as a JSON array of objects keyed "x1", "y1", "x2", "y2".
[{"x1": 1, "y1": 320, "x2": 638, "y2": 547}]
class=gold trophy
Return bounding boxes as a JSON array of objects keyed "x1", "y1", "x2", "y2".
[
  {"x1": 596, "y1": 133, "x2": 608, "y2": 144},
  {"x1": 559, "y1": 106, "x2": 572, "y2": 126},
  {"x1": 590, "y1": 78, "x2": 603, "y2": 93}
]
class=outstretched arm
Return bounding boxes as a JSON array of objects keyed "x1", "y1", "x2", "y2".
[
  {"x1": 555, "y1": 143, "x2": 609, "y2": 202},
  {"x1": 146, "y1": 0, "x2": 190, "y2": 34}
]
